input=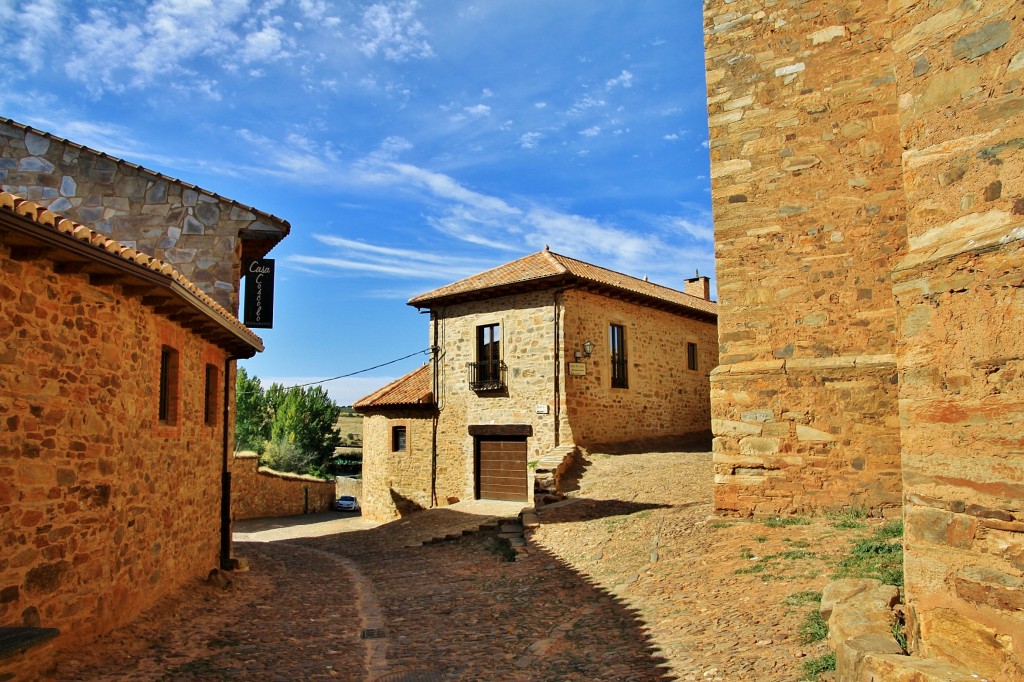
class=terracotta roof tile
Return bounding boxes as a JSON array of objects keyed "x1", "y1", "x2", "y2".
[
  {"x1": 353, "y1": 364, "x2": 434, "y2": 410},
  {"x1": 407, "y1": 249, "x2": 717, "y2": 317},
  {"x1": 0, "y1": 191, "x2": 263, "y2": 352}
]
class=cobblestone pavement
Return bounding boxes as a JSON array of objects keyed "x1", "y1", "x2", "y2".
[{"x1": 49, "y1": 450, "x2": 888, "y2": 681}]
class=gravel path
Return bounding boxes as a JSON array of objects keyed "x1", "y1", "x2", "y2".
[{"x1": 49, "y1": 448, "x2": 884, "y2": 681}]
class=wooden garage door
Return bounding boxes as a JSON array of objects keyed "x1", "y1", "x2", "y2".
[{"x1": 476, "y1": 438, "x2": 528, "y2": 502}]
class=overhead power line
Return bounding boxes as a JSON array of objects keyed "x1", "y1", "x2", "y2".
[{"x1": 239, "y1": 347, "x2": 432, "y2": 394}]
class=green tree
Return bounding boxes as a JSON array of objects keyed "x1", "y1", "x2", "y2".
[
  {"x1": 235, "y1": 369, "x2": 343, "y2": 478},
  {"x1": 268, "y1": 385, "x2": 342, "y2": 476},
  {"x1": 235, "y1": 367, "x2": 270, "y2": 453}
]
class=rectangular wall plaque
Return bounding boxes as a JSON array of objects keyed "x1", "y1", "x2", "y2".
[{"x1": 568, "y1": 362, "x2": 587, "y2": 376}]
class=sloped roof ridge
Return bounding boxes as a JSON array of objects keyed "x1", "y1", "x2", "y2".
[
  {"x1": 549, "y1": 249, "x2": 701, "y2": 299},
  {"x1": 353, "y1": 363, "x2": 433, "y2": 410},
  {"x1": 409, "y1": 247, "x2": 717, "y2": 315},
  {"x1": 1, "y1": 117, "x2": 290, "y2": 232},
  {"x1": 0, "y1": 190, "x2": 263, "y2": 349}
]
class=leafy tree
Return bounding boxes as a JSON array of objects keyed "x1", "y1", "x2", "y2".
[
  {"x1": 268, "y1": 385, "x2": 342, "y2": 476},
  {"x1": 234, "y1": 368, "x2": 342, "y2": 478},
  {"x1": 235, "y1": 367, "x2": 270, "y2": 453}
]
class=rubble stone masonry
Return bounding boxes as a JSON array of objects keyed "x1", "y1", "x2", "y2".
[
  {"x1": 231, "y1": 453, "x2": 336, "y2": 520},
  {"x1": 0, "y1": 245, "x2": 230, "y2": 680},
  {"x1": 431, "y1": 288, "x2": 717, "y2": 509},
  {"x1": 0, "y1": 119, "x2": 287, "y2": 312},
  {"x1": 705, "y1": 0, "x2": 1023, "y2": 676},
  {"x1": 889, "y1": 1, "x2": 1023, "y2": 678},
  {"x1": 360, "y1": 411, "x2": 435, "y2": 522},
  {"x1": 704, "y1": 0, "x2": 906, "y2": 516}
]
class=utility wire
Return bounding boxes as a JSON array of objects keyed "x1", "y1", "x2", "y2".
[{"x1": 239, "y1": 347, "x2": 432, "y2": 394}]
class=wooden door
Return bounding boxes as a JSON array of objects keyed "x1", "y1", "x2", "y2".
[{"x1": 476, "y1": 437, "x2": 528, "y2": 502}]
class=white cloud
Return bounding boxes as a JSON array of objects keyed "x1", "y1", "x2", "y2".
[
  {"x1": 357, "y1": 0, "x2": 434, "y2": 62},
  {"x1": 606, "y1": 69, "x2": 634, "y2": 89},
  {"x1": 240, "y1": 24, "x2": 289, "y2": 63},
  {"x1": 519, "y1": 132, "x2": 542, "y2": 149},
  {"x1": 664, "y1": 133, "x2": 679, "y2": 141},
  {"x1": 4, "y1": 0, "x2": 61, "y2": 72},
  {"x1": 579, "y1": 126, "x2": 601, "y2": 137},
  {"x1": 671, "y1": 217, "x2": 714, "y2": 242},
  {"x1": 464, "y1": 104, "x2": 491, "y2": 117},
  {"x1": 567, "y1": 94, "x2": 606, "y2": 116}
]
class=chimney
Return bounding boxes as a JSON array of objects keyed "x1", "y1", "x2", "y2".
[{"x1": 684, "y1": 274, "x2": 711, "y2": 301}]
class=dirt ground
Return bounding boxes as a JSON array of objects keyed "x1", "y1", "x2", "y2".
[{"x1": 45, "y1": 448, "x2": 895, "y2": 681}]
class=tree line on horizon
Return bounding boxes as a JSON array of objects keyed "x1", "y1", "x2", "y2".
[{"x1": 235, "y1": 367, "x2": 343, "y2": 479}]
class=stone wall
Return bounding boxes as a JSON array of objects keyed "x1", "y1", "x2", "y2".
[
  {"x1": 360, "y1": 412, "x2": 435, "y2": 522},
  {"x1": 703, "y1": 0, "x2": 1024, "y2": 675},
  {"x1": 703, "y1": 0, "x2": 906, "y2": 516},
  {"x1": 561, "y1": 289, "x2": 718, "y2": 446},
  {"x1": 0, "y1": 245, "x2": 228, "y2": 680},
  {"x1": 889, "y1": 3, "x2": 1024, "y2": 678},
  {"x1": 231, "y1": 453, "x2": 336, "y2": 520},
  {"x1": 0, "y1": 118, "x2": 288, "y2": 311},
  {"x1": 429, "y1": 287, "x2": 718, "y2": 509},
  {"x1": 432, "y1": 289, "x2": 569, "y2": 507}
]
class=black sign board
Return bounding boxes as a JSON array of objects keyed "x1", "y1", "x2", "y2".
[{"x1": 243, "y1": 258, "x2": 275, "y2": 329}]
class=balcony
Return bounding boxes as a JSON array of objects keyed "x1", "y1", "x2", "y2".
[{"x1": 469, "y1": 360, "x2": 507, "y2": 392}]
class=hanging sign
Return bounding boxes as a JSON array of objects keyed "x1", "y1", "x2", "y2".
[{"x1": 243, "y1": 258, "x2": 275, "y2": 329}]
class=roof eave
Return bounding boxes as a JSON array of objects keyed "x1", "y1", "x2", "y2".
[{"x1": 0, "y1": 206, "x2": 263, "y2": 358}]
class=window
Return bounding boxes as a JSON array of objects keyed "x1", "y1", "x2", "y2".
[
  {"x1": 687, "y1": 342, "x2": 698, "y2": 371},
  {"x1": 204, "y1": 364, "x2": 219, "y2": 426},
  {"x1": 158, "y1": 346, "x2": 179, "y2": 424},
  {"x1": 392, "y1": 425, "x2": 407, "y2": 452},
  {"x1": 470, "y1": 323, "x2": 505, "y2": 390},
  {"x1": 610, "y1": 324, "x2": 627, "y2": 388}
]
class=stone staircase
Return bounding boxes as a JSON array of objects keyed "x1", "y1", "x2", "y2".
[{"x1": 533, "y1": 444, "x2": 578, "y2": 505}]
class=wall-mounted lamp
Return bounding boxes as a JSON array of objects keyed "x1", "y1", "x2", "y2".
[{"x1": 582, "y1": 340, "x2": 594, "y2": 357}]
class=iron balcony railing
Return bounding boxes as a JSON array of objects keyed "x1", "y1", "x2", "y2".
[{"x1": 468, "y1": 360, "x2": 507, "y2": 391}]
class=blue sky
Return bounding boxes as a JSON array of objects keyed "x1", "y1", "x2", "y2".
[{"x1": 1, "y1": 0, "x2": 713, "y2": 405}]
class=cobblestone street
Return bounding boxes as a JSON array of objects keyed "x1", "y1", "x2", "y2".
[{"x1": 50, "y1": 449, "x2": 881, "y2": 681}]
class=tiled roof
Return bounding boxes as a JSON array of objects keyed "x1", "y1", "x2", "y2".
[
  {"x1": 0, "y1": 117, "x2": 290, "y2": 240},
  {"x1": 353, "y1": 364, "x2": 434, "y2": 411},
  {"x1": 407, "y1": 248, "x2": 717, "y2": 317},
  {"x1": 0, "y1": 191, "x2": 263, "y2": 354}
]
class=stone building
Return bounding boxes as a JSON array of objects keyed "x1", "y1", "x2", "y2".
[
  {"x1": 0, "y1": 193, "x2": 267, "y2": 679},
  {"x1": 0, "y1": 117, "x2": 290, "y2": 311},
  {"x1": 704, "y1": 0, "x2": 1022, "y2": 677},
  {"x1": 0, "y1": 120, "x2": 289, "y2": 679},
  {"x1": 355, "y1": 248, "x2": 718, "y2": 522}
]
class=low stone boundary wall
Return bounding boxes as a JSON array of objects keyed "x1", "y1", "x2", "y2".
[
  {"x1": 335, "y1": 476, "x2": 363, "y2": 500},
  {"x1": 534, "y1": 444, "x2": 578, "y2": 505},
  {"x1": 232, "y1": 452, "x2": 335, "y2": 520}
]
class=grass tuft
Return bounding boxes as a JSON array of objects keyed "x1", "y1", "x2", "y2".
[
  {"x1": 763, "y1": 515, "x2": 811, "y2": 528},
  {"x1": 802, "y1": 652, "x2": 836, "y2": 680},
  {"x1": 799, "y1": 609, "x2": 829, "y2": 644},
  {"x1": 783, "y1": 590, "x2": 822, "y2": 608},
  {"x1": 832, "y1": 520, "x2": 904, "y2": 586}
]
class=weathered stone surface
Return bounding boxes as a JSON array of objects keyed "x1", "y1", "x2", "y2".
[
  {"x1": 0, "y1": 244, "x2": 237, "y2": 679},
  {"x1": 705, "y1": 0, "x2": 1022, "y2": 675},
  {"x1": 231, "y1": 453, "x2": 336, "y2": 520},
  {"x1": 951, "y1": 20, "x2": 1012, "y2": 60},
  {"x1": 0, "y1": 118, "x2": 288, "y2": 311}
]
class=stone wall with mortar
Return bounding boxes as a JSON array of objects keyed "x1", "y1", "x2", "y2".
[
  {"x1": 703, "y1": 0, "x2": 906, "y2": 516},
  {"x1": 359, "y1": 411, "x2": 435, "y2": 522},
  {"x1": 704, "y1": 0, "x2": 1024, "y2": 675},
  {"x1": 0, "y1": 119, "x2": 287, "y2": 311},
  {"x1": 429, "y1": 287, "x2": 717, "y2": 509},
  {"x1": 889, "y1": 2, "x2": 1024, "y2": 678},
  {"x1": 561, "y1": 289, "x2": 717, "y2": 446},
  {"x1": 230, "y1": 453, "x2": 336, "y2": 520},
  {"x1": 431, "y1": 289, "x2": 567, "y2": 507},
  {"x1": 0, "y1": 245, "x2": 229, "y2": 680}
]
